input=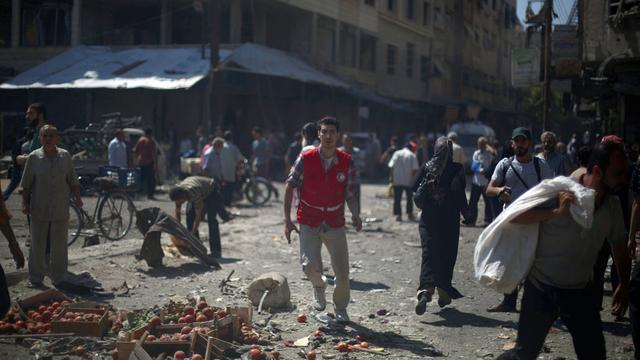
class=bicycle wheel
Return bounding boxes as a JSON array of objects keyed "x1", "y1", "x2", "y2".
[
  {"x1": 97, "y1": 191, "x2": 135, "y2": 240},
  {"x1": 68, "y1": 204, "x2": 83, "y2": 246},
  {"x1": 244, "y1": 179, "x2": 272, "y2": 206}
]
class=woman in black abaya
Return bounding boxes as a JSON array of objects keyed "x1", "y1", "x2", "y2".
[{"x1": 414, "y1": 136, "x2": 468, "y2": 314}]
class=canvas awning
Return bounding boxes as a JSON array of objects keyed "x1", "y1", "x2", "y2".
[{"x1": 0, "y1": 46, "x2": 225, "y2": 90}]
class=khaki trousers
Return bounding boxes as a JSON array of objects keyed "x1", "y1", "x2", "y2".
[
  {"x1": 299, "y1": 224, "x2": 350, "y2": 310},
  {"x1": 29, "y1": 220, "x2": 68, "y2": 284}
]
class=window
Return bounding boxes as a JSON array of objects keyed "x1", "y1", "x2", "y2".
[
  {"x1": 365, "y1": 0, "x2": 375, "y2": 6},
  {"x1": 420, "y1": 56, "x2": 430, "y2": 82},
  {"x1": 434, "y1": 7, "x2": 442, "y2": 28},
  {"x1": 317, "y1": 16, "x2": 337, "y2": 64},
  {"x1": 387, "y1": 44, "x2": 397, "y2": 75},
  {"x1": 406, "y1": 42, "x2": 415, "y2": 77},
  {"x1": 387, "y1": 0, "x2": 396, "y2": 12},
  {"x1": 406, "y1": 0, "x2": 415, "y2": 20},
  {"x1": 339, "y1": 23, "x2": 357, "y2": 68},
  {"x1": 422, "y1": 1, "x2": 430, "y2": 26},
  {"x1": 360, "y1": 33, "x2": 377, "y2": 72},
  {"x1": 21, "y1": 1, "x2": 72, "y2": 46}
]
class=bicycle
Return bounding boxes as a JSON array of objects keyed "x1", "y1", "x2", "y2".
[
  {"x1": 68, "y1": 177, "x2": 136, "y2": 246},
  {"x1": 237, "y1": 160, "x2": 279, "y2": 206}
]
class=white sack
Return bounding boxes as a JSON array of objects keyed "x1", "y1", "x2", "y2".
[{"x1": 473, "y1": 176, "x2": 595, "y2": 293}]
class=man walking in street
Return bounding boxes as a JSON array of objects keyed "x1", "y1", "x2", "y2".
[
  {"x1": 16, "y1": 103, "x2": 47, "y2": 168},
  {"x1": 283, "y1": 116, "x2": 362, "y2": 323},
  {"x1": 463, "y1": 137, "x2": 495, "y2": 226},
  {"x1": 169, "y1": 176, "x2": 231, "y2": 258},
  {"x1": 133, "y1": 128, "x2": 157, "y2": 200},
  {"x1": 21, "y1": 125, "x2": 82, "y2": 287},
  {"x1": 537, "y1": 131, "x2": 572, "y2": 176},
  {"x1": 108, "y1": 129, "x2": 128, "y2": 169},
  {"x1": 388, "y1": 143, "x2": 419, "y2": 221},
  {"x1": 486, "y1": 127, "x2": 553, "y2": 312},
  {"x1": 301, "y1": 122, "x2": 319, "y2": 152},
  {"x1": 251, "y1": 126, "x2": 270, "y2": 179},
  {"x1": 498, "y1": 140, "x2": 630, "y2": 360},
  {"x1": 203, "y1": 137, "x2": 245, "y2": 206}
]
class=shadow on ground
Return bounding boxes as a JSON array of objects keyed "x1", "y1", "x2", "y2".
[{"x1": 420, "y1": 307, "x2": 517, "y2": 329}]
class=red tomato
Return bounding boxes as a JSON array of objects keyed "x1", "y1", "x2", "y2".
[
  {"x1": 180, "y1": 326, "x2": 192, "y2": 335},
  {"x1": 192, "y1": 355, "x2": 203, "y2": 360},
  {"x1": 173, "y1": 350, "x2": 186, "y2": 360},
  {"x1": 202, "y1": 307, "x2": 214, "y2": 319},
  {"x1": 270, "y1": 350, "x2": 280, "y2": 359},
  {"x1": 197, "y1": 301, "x2": 208, "y2": 310},
  {"x1": 249, "y1": 348, "x2": 262, "y2": 360},
  {"x1": 306, "y1": 351, "x2": 316, "y2": 360},
  {"x1": 149, "y1": 316, "x2": 161, "y2": 327},
  {"x1": 335, "y1": 342, "x2": 349, "y2": 352},
  {"x1": 196, "y1": 314, "x2": 208, "y2": 322},
  {"x1": 183, "y1": 306, "x2": 195, "y2": 316},
  {"x1": 296, "y1": 313, "x2": 307, "y2": 323},
  {"x1": 356, "y1": 335, "x2": 366, "y2": 342}
]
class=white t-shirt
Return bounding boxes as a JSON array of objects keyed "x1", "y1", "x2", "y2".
[
  {"x1": 388, "y1": 148, "x2": 419, "y2": 187},
  {"x1": 472, "y1": 149, "x2": 494, "y2": 187},
  {"x1": 108, "y1": 138, "x2": 128, "y2": 169},
  {"x1": 491, "y1": 156, "x2": 554, "y2": 205}
]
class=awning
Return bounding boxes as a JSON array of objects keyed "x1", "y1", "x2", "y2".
[
  {"x1": 0, "y1": 46, "x2": 225, "y2": 90},
  {"x1": 220, "y1": 43, "x2": 349, "y2": 89}
]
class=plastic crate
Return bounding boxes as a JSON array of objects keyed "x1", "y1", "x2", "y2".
[{"x1": 98, "y1": 166, "x2": 141, "y2": 190}]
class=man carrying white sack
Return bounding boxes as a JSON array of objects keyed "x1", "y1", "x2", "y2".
[{"x1": 493, "y1": 140, "x2": 630, "y2": 360}]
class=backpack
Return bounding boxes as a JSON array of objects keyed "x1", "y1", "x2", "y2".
[{"x1": 499, "y1": 156, "x2": 541, "y2": 190}]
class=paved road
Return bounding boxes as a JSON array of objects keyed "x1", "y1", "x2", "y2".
[{"x1": 0, "y1": 183, "x2": 634, "y2": 359}]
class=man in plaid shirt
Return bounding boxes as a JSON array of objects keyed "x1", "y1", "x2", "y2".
[{"x1": 284, "y1": 116, "x2": 362, "y2": 323}]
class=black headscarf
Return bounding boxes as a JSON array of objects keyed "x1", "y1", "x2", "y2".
[{"x1": 424, "y1": 136, "x2": 453, "y2": 204}]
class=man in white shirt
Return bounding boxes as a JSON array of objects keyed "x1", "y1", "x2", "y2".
[
  {"x1": 108, "y1": 130, "x2": 128, "y2": 169},
  {"x1": 463, "y1": 137, "x2": 495, "y2": 226},
  {"x1": 388, "y1": 143, "x2": 419, "y2": 221},
  {"x1": 447, "y1": 132, "x2": 467, "y2": 165},
  {"x1": 203, "y1": 136, "x2": 246, "y2": 206}
]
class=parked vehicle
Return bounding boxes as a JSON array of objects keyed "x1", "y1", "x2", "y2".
[{"x1": 448, "y1": 121, "x2": 496, "y2": 166}]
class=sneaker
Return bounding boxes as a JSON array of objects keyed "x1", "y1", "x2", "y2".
[
  {"x1": 395, "y1": 215, "x2": 402, "y2": 222},
  {"x1": 437, "y1": 288, "x2": 452, "y2": 308},
  {"x1": 408, "y1": 213, "x2": 416, "y2": 221},
  {"x1": 415, "y1": 290, "x2": 432, "y2": 315},
  {"x1": 334, "y1": 309, "x2": 350, "y2": 323},
  {"x1": 312, "y1": 287, "x2": 326, "y2": 311}
]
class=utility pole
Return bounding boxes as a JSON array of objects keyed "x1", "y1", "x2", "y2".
[
  {"x1": 542, "y1": 0, "x2": 553, "y2": 131},
  {"x1": 208, "y1": 0, "x2": 221, "y2": 128}
]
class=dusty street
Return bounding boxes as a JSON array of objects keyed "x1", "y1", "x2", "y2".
[{"x1": 0, "y1": 182, "x2": 634, "y2": 359}]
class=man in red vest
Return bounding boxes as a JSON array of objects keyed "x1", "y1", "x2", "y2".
[{"x1": 284, "y1": 116, "x2": 363, "y2": 323}]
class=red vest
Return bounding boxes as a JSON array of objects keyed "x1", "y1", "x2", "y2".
[{"x1": 297, "y1": 147, "x2": 351, "y2": 228}]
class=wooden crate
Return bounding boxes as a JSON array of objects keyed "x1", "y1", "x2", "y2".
[
  {"x1": 226, "y1": 305, "x2": 252, "y2": 325},
  {"x1": 17, "y1": 289, "x2": 72, "y2": 320},
  {"x1": 128, "y1": 331, "x2": 193, "y2": 359},
  {"x1": 51, "y1": 307, "x2": 108, "y2": 337},
  {"x1": 192, "y1": 333, "x2": 237, "y2": 360}
]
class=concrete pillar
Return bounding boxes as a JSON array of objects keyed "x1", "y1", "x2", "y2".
[
  {"x1": 71, "y1": 0, "x2": 81, "y2": 46},
  {"x1": 335, "y1": 21, "x2": 341, "y2": 64},
  {"x1": 229, "y1": 0, "x2": 242, "y2": 43},
  {"x1": 160, "y1": 0, "x2": 169, "y2": 45},
  {"x1": 310, "y1": 13, "x2": 318, "y2": 58},
  {"x1": 253, "y1": 5, "x2": 266, "y2": 44},
  {"x1": 11, "y1": 0, "x2": 20, "y2": 47},
  {"x1": 355, "y1": 27, "x2": 361, "y2": 70}
]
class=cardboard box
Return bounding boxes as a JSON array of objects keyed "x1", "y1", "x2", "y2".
[{"x1": 51, "y1": 307, "x2": 109, "y2": 337}]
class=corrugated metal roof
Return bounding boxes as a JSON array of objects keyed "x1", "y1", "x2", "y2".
[
  {"x1": 0, "y1": 43, "x2": 349, "y2": 90},
  {"x1": 0, "y1": 46, "x2": 225, "y2": 90},
  {"x1": 220, "y1": 43, "x2": 349, "y2": 88}
]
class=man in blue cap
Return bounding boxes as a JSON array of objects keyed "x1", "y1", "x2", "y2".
[{"x1": 485, "y1": 127, "x2": 553, "y2": 312}]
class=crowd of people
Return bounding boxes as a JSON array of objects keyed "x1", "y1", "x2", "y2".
[{"x1": 2, "y1": 102, "x2": 640, "y2": 359}]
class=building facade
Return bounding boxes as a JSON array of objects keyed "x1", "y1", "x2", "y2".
[{"x1": 1, "y1": 0, "x2": 523, "y2": 140}]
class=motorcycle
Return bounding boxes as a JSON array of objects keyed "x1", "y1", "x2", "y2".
[{"x1": 237, "y1": 160, "x2": 279, "y2": 206}]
